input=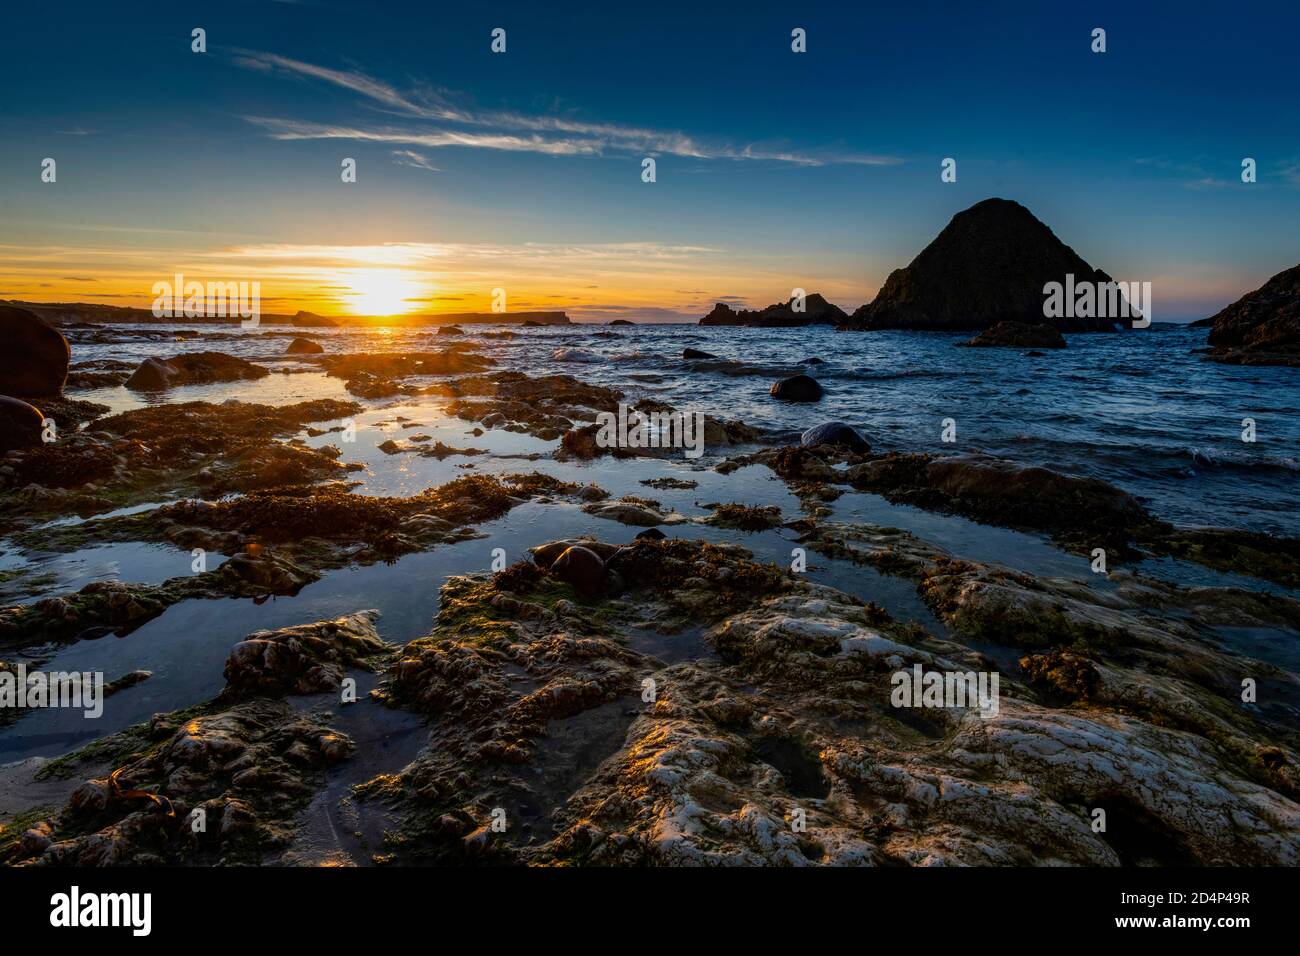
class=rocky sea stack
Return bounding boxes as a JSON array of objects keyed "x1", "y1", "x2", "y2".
[
  {"x1": 1203, "y1": 263, "x2": 1300, "y2": 366},
  {"x1": 701, "y1": 293, "x2": 847, "y2": 328},
  {"x1": 844, "y1": 198, "x2": 1117, "y2": 333}
]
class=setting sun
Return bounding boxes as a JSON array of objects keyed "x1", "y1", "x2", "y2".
[{"x1": 344, "y1": 269, "x2": 423, "y2": 316}]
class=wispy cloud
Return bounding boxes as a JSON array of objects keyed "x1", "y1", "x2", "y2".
[
  {"x1": 1133, "y1": 155, "x2": 1300, "y2": 190},
  {"x1": 231, "y1": 50, "x2": 900, "y2": 167},
  {"x1": 390, "y1": 149, "x2": 441, "y2": 172}
]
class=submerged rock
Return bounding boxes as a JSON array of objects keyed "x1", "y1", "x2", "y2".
[
  {"x1": 0, "y1": 305, "x2": 70, "y2": 397},
  {"x1": 959, "y1": 320, "x2": 1066, "y2": 349},
  {"x1": 683, "y1": 348, "x2": 717, "y2": 360},
  {"x1": 770, "y1": 374, "x2": 823, "y2": 402},
  {"x1": 801, "y1": 421, "x2": 870, "y2": 452},
  {"x1": 125, "y1": 352, "x2": 270, "y2": 390}
]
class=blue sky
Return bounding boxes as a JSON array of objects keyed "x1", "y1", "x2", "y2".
[{"x1": 1, "y1": 0, "x2": 1297, "y2": 320}]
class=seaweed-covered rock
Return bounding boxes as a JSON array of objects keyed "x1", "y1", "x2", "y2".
[
  {"x1": 223, "y1": 610, "x2": 388, "y2": 697},
  {"x1": 125, "y1": 352, "x2": 270, "y2": 390}
]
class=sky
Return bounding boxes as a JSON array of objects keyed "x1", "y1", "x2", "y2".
[{"x1": 1, "y1": 0, "x2": 1297, "y2": 322}]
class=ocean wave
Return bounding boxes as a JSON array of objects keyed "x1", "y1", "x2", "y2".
[
  {"x1": 552, "y1": 348, "x2": 604, "y2": 362},
  {"x1": 1189, "y1": 447, "x2": 1300, "y2": 473}
]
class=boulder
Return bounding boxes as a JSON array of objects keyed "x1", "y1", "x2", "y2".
[
  {"x1": 285, "y1": 337, "x2": 324, "y2": 355},
  {"x1": 0, "y1": 394, "x2": 45, "y2": 453},
  {"x1": 801, "y1": 421, "x2": 870, "y2": 452},
  {"x1": 438, "y1": 325, "x2": 464, "y2": 336},
  {"x1": 125, "y1": 352, "x2": 271, "y2": 390},
  {"x1": 0, "y1": 305, "x2": 70, "y2": 397},
  {"x1": 549, "y1": 546, "x2": 607, "y2": 597},
  {"x1": 683, "y1": 348, "x2": 718, "y2": 360},
  {"x1": 770, "y1": 374, "x2": 823, "y2": 402},
  {"x1": 960, "y1": 321, "x2": 1067, "y2": 349},
  {"x1": 844, "y1": 198, "x2": 1119, "y2": 332}
]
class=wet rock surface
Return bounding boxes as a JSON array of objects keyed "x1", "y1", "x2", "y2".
[
  {"x1": 2, "y1": 316, "x2": 1297, "y2": 870},
  {"x1": 125, "y1": 351, "x2": 271, "y2": 390}
]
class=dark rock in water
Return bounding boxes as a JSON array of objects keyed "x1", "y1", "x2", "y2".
[
  {"x1": 635, "y1": 527, "x2": 667, "y2": 541},
  {"x1": 800, "y1": 357, "x2": 826, "y2": 365},
  {"x1": 0, "y1": 395, "x2": 45, "y2": 453},
  {"x1": 522, "y1": 320, "x2": 544, "y2": 328},
  {"x1": 683, "y1": 348, "x2": 718, "y2": 360},
  {"x1": 1024, "y1": 350, "x2": 1046, "y2": 357},
  {"x1": 801, "y1": 421, "x2": 870, "y2": 452},
  {"x1": 1204, "y1": 264, "x2": 1300, "y2": 366},
  {"x1": 844, "y1": 198, "x2": 1118, "y2": 333},
  {"x1": 960, "y1": 321, "x2": 1066, "y2": 349},
  {"x1": 770, "y1": 374, "x2": 823, "y2": 402},
  {"x1": 125, "y1": 352, "x2": 271, "y2": 390},
  {"x1": 549, "y1": 546, "x2": 607, "y2": 596},
  {"x1": 609, "y1": 319, "x2": 634, "y2": 326},
  {"x1": 286, "y1": 337, "x2": 324, "y2": 355},
  {"x1": 438, "y1": 325, "x2": 464, "y2": 336},
  {"x1": 0, "y1": 305, "x2": 70, "y2": 397},
  {"x1": 292, "y1": 310, "x2": 343, "y2": 327},
  {"x1": 700, "y1": 293, "x2": 847, "y2": 328}
]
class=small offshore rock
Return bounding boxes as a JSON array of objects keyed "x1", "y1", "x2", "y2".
[
  {"x1": 770, "y1": 374, "x2": 823, "y2": 402},
  {"x1": 801, "y1": 421, "x2": 870, "y2": 452}
]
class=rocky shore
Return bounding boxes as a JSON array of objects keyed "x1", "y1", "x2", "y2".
[{"x1": 2, "y1": 303, "x2": 1297, "y2": 869}]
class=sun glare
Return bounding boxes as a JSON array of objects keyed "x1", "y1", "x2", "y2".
[{"x1": 344, "y1": 270, "x2": 422, "y2": 316}]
